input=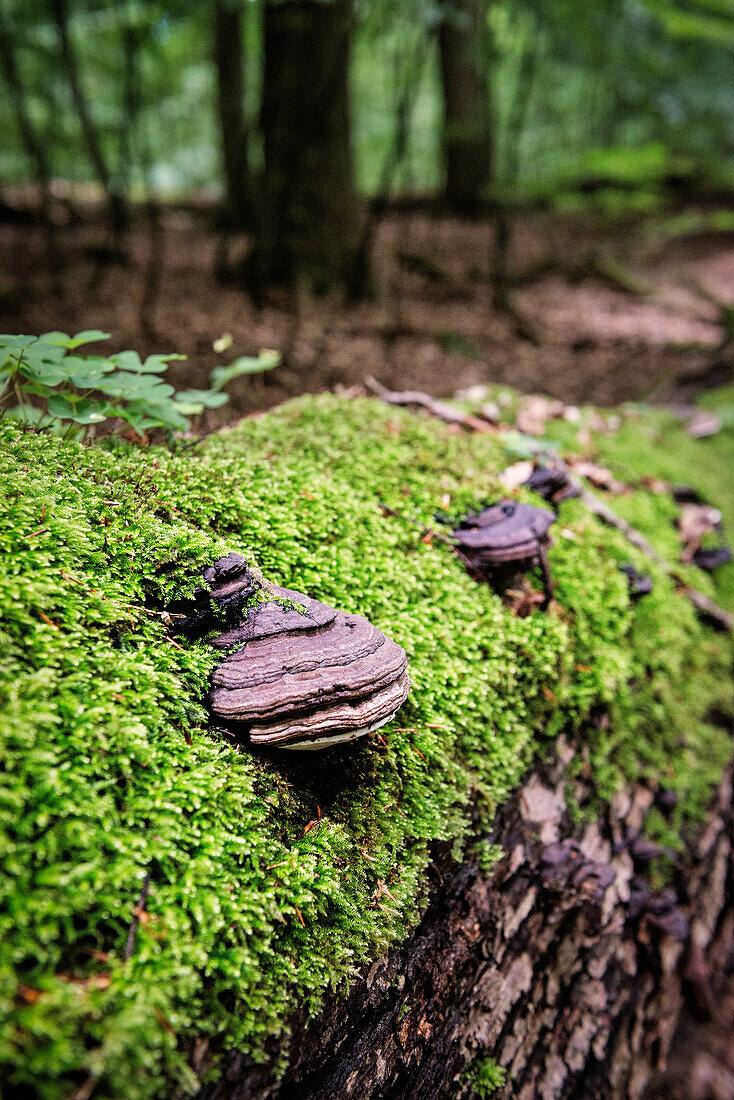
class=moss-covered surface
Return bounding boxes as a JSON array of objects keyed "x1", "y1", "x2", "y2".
[{"x1": 1, "y1": 393, "x2": 732, "y2": 1099}]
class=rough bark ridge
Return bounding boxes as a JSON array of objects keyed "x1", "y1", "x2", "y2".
[{"x1": 206, "y1": 738, "x2": 733, "y2": 1100}]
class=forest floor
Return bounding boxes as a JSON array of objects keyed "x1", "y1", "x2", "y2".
[
  {"x1": 1, "y1": 199, "x2": 732, "y2": 428},
  {"x1": 1, "y1": 196, "x2": 734, "y2": 1099}
]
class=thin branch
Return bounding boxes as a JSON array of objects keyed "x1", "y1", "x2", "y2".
[
  {"x1": 364, "y1": 375, "x2": 495, "y2": 433},
  {"x1": 574, "y1": 485, "x2": 667, "y2": 567},
  {"x1": 682, "y1": 588, "x2": 733, "y2": 632},
  {"x1": 49, "y1": 0, "x2": 127, "y2": 239},
  {"x1": 574, "y1": 482, "x2": 732, "y2": 631}
]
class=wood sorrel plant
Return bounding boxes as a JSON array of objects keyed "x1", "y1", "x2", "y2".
[{"x1": 0, "y1": 331, "x2": 278, "y2": 440}]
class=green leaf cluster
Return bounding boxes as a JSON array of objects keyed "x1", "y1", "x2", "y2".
[{"x1": 0, "y1": 333, "x2": 279, "y2": 441}]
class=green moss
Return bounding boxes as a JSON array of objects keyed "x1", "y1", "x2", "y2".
[
  {"x1": 0, "y1": 393, "x2": 732, "y2": 1098},
  {"x1": 465, "y1": 1055, "x2": 507, "y2": 1097}
]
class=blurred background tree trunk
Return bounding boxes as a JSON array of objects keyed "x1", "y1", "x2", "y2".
[
  {"x1": 213, "y1": 0, "x2": 251, "y2": 230},
  {"x1": 0, "y1": 6, "x2": 62, "y2": 281},
  {"x1": 49, "y1": 0, "x2": 128, "y2": 241},
  {"x1": 247, "y1": 0, "x2": 363, "y2": 299},
  {"x1": 438, "y1": 0, "x2": 491, "y2": 215}
]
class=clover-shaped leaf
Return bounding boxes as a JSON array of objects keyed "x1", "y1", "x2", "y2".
[
  {"x1": 5, "y1": 404, "x2": 45, "y2": 424},
  {"x1": 142, "y1": 353, "x2": 187, "y2": 372},
  {"x1": 100, "y1": 372, "x2": 175, "y2": 400},
  {"x1": 110, "y1": 350, "x2": 185, "y2": 374},
  {"x1": 17, "y1": 358, "x2": 72, "y2": 387},
  {"x1": 47, "y1": 395, "x2": 111, "y2": 424},
  {"x1": 0, "y1": 334, "x2": 39, "y2": 349},
  {"x1": 210, "y1": 349, "x2": 280, "y2": 391},
  {"x1": 41, "y1": 330, "x2": 110, "y2": 349},
  {"x1": 174, "y1": 389, "x2": 229, "y2": 409},
  {"x1": 3, "y1": 339, "x2": 67, "y2": 373},
  {"x1": 125, "y1": 397, "x2": 191, "y2": 432},
  {"x1": 66, "y1": 357, "x2": 117, "y2": 389}
]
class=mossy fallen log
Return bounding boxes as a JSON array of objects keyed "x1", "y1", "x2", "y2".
[
  {"x1": 205, "y1": 750, "x2": 733, "y2": 1099},
  {"x1": 0, "y1": 392, "x2": 732, "y2": 1099}
]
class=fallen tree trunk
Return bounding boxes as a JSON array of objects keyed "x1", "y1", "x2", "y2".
[{"x1": 206, "y1": 739, "x2": 733, "y2": 1100}]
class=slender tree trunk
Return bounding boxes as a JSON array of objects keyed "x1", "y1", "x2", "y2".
[
  {"x1": 349, "y1": 33, "x2": 428, "y2": 299},
  {"x1": 117, "y1": 20, "x2": 138, "y2": 199},
  {"x1": 247, "y1": 0, "x2": 363, "y2": 299},
  {"x1": 0, "y1": 7, "x2": 62, "y2": 285},
  {"x1": 49, "y1": 0, "x2": 127, "y2": 239},
  {"x1": 490, "y1": 42, "x2": 541, "y2": 342},
  {"x1": 133, "y1": 27, "x2": 165, "y2": 338},
  {"x1": 213, "y1": 0, "x2": 251, "y2": 229},
  {"x1": 438, "y1": 0, "x2": 491, "y2": 215}
]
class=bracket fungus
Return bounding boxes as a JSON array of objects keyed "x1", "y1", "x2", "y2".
[
  {"x1": 523, "y1": 462, "x2": 581, "y2": 505},
  {"x1": 452, "y1": 500, "x2": 556, "y2": 605},
  {"x1": 620, "y1": 564, "x2": 654, "y2": 599},
  {"x1": 168, "y1": 552, "x2": 257, "y2": 637},
  {"x1": 189, "y1": 559, "x2": 411, "y2": 751},
  {"x1": 691, "y1": 545, "x2": 733, "y2": 572}
]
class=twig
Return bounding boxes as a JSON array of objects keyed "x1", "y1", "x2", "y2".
[
  {"x1": 124, "y1": 873, "x2": 150, "y2": 961},
  {"x1": 364, "y1": 376, "x2": 495, "y2": 433},
  {"x1": 574, "y1": 482, "x2": 732, "y2": 631},
  {"x1": 537, "y1": 543, "x2": 554, "y2": 607},
  {"x1": 680, "y1": 588, "x2": 733, "y2": 632},
  {"x1": 574, "y1": 485, "x2": 667, "y2": 567}
]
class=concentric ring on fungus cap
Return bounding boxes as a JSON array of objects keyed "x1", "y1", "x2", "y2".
[{"x1": 208, "y1": 581, "x2": 410, "y2": 750}]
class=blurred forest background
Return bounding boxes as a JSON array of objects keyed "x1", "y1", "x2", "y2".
[{"x1": 1, "y1": 0, "x2": 733, "y2": 420}]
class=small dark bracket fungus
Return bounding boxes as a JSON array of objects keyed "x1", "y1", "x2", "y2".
[
  {"x1": 676, "y1": 498, "x2": 732, "y2": 573},
  {"x1": 208, "y1": 584, "x2": 410, "y2": 751},
  {"x1": 167, "y1": 553, "x2": 257, "y2": 637},
  {"x1": 453, "y1": 500, "x2": 556, "y2": 605},
  {"x1": 692, "y1": 545, "x2": 733, "y2": 572},
  {"x1": 523, "y1": 462, "x2": 581, "y2": 506},
  {"x1": 619, "y1": 564, "x2": 654, "y2": 599}
]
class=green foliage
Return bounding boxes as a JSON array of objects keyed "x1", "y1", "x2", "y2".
[
  {"x1": 2, "y1": 0, "x2": 732, "y2": 205},
  {"x1": 466, "y1": 1055, "x2": 507, "y2": 1097},
  {"x1": 641, "y1": 0, "x2": 734, "y2": 48},
  {"x1": 209, "y1": 350, "x2": 280, "y2": 393},
  {"x1": 0, "y1": 392, "x2": 732, "y2": 1098},
  {"x1": 0, "y1": 333, "x2": 278, "y2": 440}
]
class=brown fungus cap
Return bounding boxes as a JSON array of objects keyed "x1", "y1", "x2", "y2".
[
  {"x1": 250, "y1": 671, "x2": 411, "y2": 748},
  {"x1": 523, "y1": 463, "x2": 581, "y2": 505},
  {"x1": 453, "y1": 501, "x2": 555, "y2": 563},
  {"x1": 211, "y1": 586, "x2": 336, "y2": 649},
  {"x1": 209, "y1": 588, "x2": 410, "y2": 749}
]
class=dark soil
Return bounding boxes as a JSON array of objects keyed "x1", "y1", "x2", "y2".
[{"x1": 1, "y1": 200, "x2": 732, "y2": 429}]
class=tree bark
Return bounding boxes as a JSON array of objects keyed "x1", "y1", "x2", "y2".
[
  {"x1": 438, "y1": 0, "x2": 491, "y2": 216},
  {"x1": 246, "y1": 0, "x2": 363, "y2": 299},
  {"x1": 203, "y1": 738, "x2": 734, "y2": 1099},
  {"x1": 213, "y1": 0, "x2": 251, "y2": 228}
]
